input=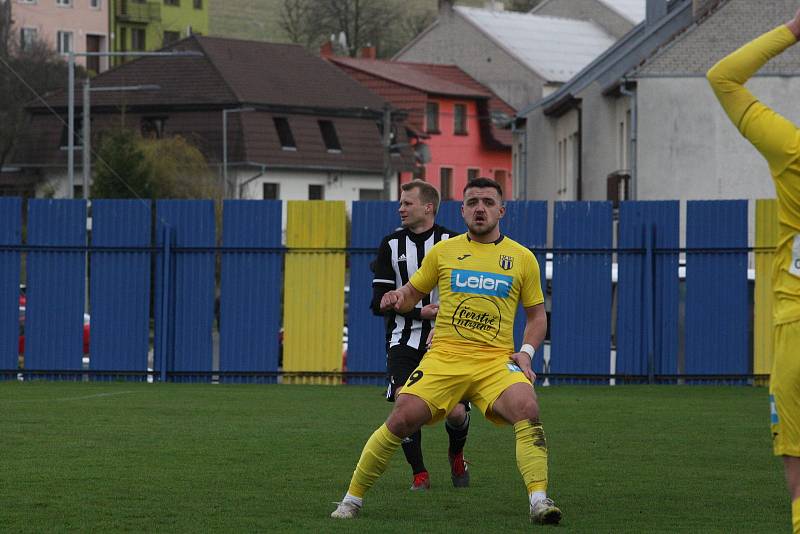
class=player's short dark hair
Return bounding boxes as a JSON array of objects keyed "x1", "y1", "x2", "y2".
[
  {"x1": 401, "y1": 180, "x2": 440, "y2": 214},
  {"x1": 463, "y1": 177, "x2": 503, "y2": 200}
]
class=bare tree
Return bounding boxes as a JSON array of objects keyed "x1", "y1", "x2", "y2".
[
  {"x1": 279, "y1": 0, "x2": 405, "y2": 57},
  {"x1": 279, "y1": 0, "x2": 324, "y2": 49},
  {"x1": 505, "y1": 0, "x2": 545, "y2": 12},
  {"x1": 0, "y1": 4, "x2": 83, "y2": 172}
]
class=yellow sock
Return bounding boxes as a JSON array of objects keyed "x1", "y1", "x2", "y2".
[
  {"x1": 792, "y1": 497, "x2": 800, "y2": 534},
  {"x1": 514, "y1": 420, "x2": 548, "y2": 494},
  {"x1": 347, "y1": 423, "x2": 403, "y2": 498}
]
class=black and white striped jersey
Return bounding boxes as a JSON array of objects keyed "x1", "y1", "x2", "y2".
[{"x1": 370, "y1": 224, "x2": 456, "y2": 351}]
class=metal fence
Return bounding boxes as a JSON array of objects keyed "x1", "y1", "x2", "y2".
[{"x1": 0, "y1": 197, "x2": 776, "y2": 385}]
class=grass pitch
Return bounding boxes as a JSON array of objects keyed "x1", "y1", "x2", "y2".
[{"x1": 0, "y1": 382, "x2": 788, "y2": 533}]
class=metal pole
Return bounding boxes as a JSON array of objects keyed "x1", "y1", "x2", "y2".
[
  {"x1": 68, "y1": 52, "x2": 75, "y2": 198},
  {"x1": 82, "y1": 78, "x2": 91, "y2": 199},
  {"x1": 644, "y1": 224, "x2": 655, "y2": 384},
  {"x1": 382, "y1": 104, "x2": 392, "y2": 200},
  {"x1": 159, "y1": 224, "x2": 172, "y2": 383},
  {"x1": 222, "y1": 110, "x2": 228, "y2": 199}
]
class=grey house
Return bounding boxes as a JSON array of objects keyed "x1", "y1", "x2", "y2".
[
  {"x1": 518, "y1": 0, "x2": 800, "y2": 205},
  {"x1": 532, "y1": 0, "x2": 645, "y2": 38},
  {"x1": 394, "y1": 1, "x2": 617, "y2": 112}
]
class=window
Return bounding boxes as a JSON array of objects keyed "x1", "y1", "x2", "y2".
[
  {"x1": 308, "y1": 184, "x2": 324, "y2": 200},
  {"x1": 90, "y1": 0, "x2": 101, "y2": 8},
  {"x1": 164, "y1": 0, "x2": 180, "y2": 5},
  {"x1": 131, "y1": 28, "x2": 146, "y2": 51},
  {"x1": 425, "y1": 102, "x2": 439, "y2": 133},
  {"x1": 57, "y1": 31, "x2": 73, "y2": 54},
  {"x1": 440, "y1": 168, "x2": 453, "y2": 200},
  {"x1": 318, "y1": 120, "x2": 341, "y2": 152},
  {"x1": 493, "y1": 170, "x2": 507, "y2": 197},
  {"x1": 557, "y1": 132, "x2": 579, "y2": 198},
  {"x1": 56, "y1": 0, "x2": 72, "y2": 6},
  {"x1": 20, "y1": 28, "x2": 37, "y2": 52},
  {"x1": 193, "y1": 0, "x2": 202, "y2": 8},
  {"x1": 454, "y1": 103, "x2": 467, "y2": 135},
  {"x1": 263, "y1": 183, "x2": 279, "y2": 200},
  {"x1": 359, "y1": 189, "x2": 382, "y2": 201},
  {"x1": 60, "y1": 118, "x2": 83, "y2": 148},
  {"x1": 274, "y1": 117, "x2": 296, "y2": 150},
  {"x1": 119, "y1": 27, "x2": 127, "y2": 52},
  {"x1": 163, "y1": 31, "x2": 180, "y2": 46},
  {"x1": 467, "y1": 168, "x2": 480, "y2": 182},
  {"x1": 141, "y1": 117, "x2": 167, "y2": 139}
]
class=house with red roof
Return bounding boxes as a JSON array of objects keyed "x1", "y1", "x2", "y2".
[
  {"x1": 329, "y1": 54, "x2": 514, "y2": 200},
  {"x1": 6, "y1": 35, "x2": 414, "y2": 203}
]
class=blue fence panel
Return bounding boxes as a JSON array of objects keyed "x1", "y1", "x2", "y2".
[
  {"x1": 220, "y1": 200, "x2": 283, "y2": 383},
  {"x1": 89, "y1": 200, "x2": 152, "y2": 380},
  {"x1": 617, "y1": 201, "x2": 679, "y2": 380},
  {"x1": 0, "y1": 198, "x2": 22, "y2": 377},
  {"x1": 502, "y1": 201, "x2": 548, "y2": 359},
  {"x1": 155, "y1": 200, "x2": 215, "y2": 382},
  {"x1": 685, "y1": 200, "x2": 749, "y2": 377},
  {"x1": 348, "y1": 201, "x2": 401, "y2": 385},
  {"x1": 550, "y1": 202, "x2": 613, "y2": 379},
  {"x1": 437, "y1": 200, "x2": 464, "y2": 234},
  {"x1": 25, "y1": 199, "x2": 87, "y2": 377}
]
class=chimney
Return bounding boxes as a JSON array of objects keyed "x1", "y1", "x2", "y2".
[
  {"x1": 484, "y1": 1, "x2": 504, "y2": 10},
  {"x1": 692, "y1": 0, "x2": 718, "y2": 19},
  {"x1": 438, "y1": 0, "x2": 454, "y2": 14},
  {"x1": 320, "y1": 40, "x2": 334, "y2": 58},
  {"x1": 360, "y1": 46, "x2": 376, "y2": 59},
  {"x1": 646, "y1": 0, "x2": 668, "y2": 26}
]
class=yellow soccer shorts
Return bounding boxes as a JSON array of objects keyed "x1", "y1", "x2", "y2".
[
  {"x1": 770, "y1": 319, "x2": 800, "y2": 457},
  {"x1": 399, "y1": 347, "x2": 532, "y2": 426}
]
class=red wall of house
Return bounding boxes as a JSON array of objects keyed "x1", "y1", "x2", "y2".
[{"x1": 400, "y1": 98, "x2": 512, "y2": 201}]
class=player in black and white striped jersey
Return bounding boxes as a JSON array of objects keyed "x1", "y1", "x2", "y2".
[{"x1": 370, "y1": 180, "x2": 470, "y2": 491}]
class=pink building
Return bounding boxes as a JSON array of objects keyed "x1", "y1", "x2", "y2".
[
  {"x1": 10, "y1": 0, "x2": 109, "y2": 73},
  {"x1": 329, "y1": 54, "x2": 514, "y2": 200}
]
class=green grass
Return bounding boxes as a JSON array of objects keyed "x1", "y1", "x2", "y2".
[{"x1": 0, "y1": 383, "x2": 789, "y2": 533}]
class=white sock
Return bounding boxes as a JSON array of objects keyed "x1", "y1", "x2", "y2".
[
  {"x1": 529, "y1": 491, "x2": 547, "y2": 507},
  {"x1": 343, "y1": 493, "x2": 363, "y2": 507}
]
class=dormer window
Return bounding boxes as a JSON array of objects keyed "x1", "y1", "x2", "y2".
[
  {"x1": 274, "y1": 117, "x2": 296, "y2": 150},
  {"x1": 318, "y1": 120, "x2": 341, "y2": 152}
]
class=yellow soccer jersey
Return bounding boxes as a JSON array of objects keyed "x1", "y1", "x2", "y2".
[
  {"x1": 409, "y1": 233, "x2": 543, "y2": 357},
  {"x1": 708, "y1": 25, "x2": 800, "y2": 325}
]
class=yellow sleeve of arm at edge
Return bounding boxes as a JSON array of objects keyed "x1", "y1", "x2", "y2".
[{"x1": 707, "y1": 25, "x2": 800, "y2": 174}]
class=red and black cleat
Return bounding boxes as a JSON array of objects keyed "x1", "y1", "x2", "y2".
[
  {"x1": 410, "y1": 470, "x2": 431, "y2": 491},
  {"x1": 449, "y1": 451, "x2": 470, "y2": 488}
]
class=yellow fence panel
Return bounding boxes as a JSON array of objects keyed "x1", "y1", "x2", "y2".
[
  {"x1": 754, "y1": 199, "x2": 779, "y2": 385},
  {"x1": 283, "y1": 201, "x2": 346, "y2": 385}
]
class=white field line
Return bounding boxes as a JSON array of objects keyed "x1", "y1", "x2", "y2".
[{"x1": 5, "y1": 390, "x2": 137, "y2": 403}]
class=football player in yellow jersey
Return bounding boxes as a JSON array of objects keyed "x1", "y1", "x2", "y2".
[
  {"x1": 332, "y1": 178, "x2": 562, "y2": 525},
  {"x1": 707, "y1": 9, "x2": 800, "y2": 533}
]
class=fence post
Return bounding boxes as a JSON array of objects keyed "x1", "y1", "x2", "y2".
[
  {"x1": 644, "y1": 224, "x2": 655, "y2": 384},
  {"x1": 159, "y1": 225, "x2": 173, "y2": 383}
]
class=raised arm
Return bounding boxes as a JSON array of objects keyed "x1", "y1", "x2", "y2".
[{"x1": 706, "y1": 13, "x2": 800, "y2": 173}]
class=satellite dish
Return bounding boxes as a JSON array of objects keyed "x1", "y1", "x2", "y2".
[{"x1": 415, "y1": 142, "x2": 431, "y2": 164}]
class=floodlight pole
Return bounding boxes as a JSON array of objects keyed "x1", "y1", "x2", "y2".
[{"x1": 222, "y1": 107, "x2": 255, "y2": 199}]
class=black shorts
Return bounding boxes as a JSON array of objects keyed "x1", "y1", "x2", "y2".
[{"x1": 385, "y1": 345, "x2": 470, "y2": 414}]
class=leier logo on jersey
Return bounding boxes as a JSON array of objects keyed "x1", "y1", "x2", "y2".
[
  {"x1": 499, "y1": 255, "x2": 514, "y2": 270},
  {"x1": 450, "y1": 269, "x2": 513, "y2": 297}
]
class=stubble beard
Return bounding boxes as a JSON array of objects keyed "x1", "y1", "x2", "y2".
[{"x1": 467, "y1": 219, "x2": 497, "y2": 237}]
